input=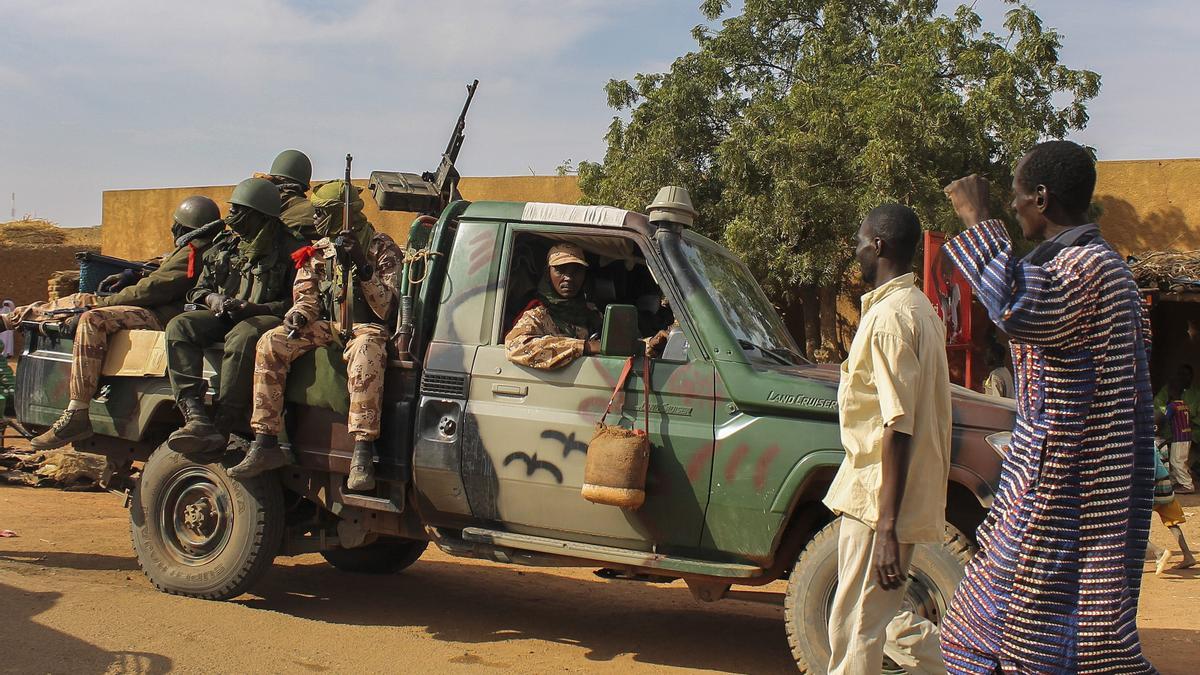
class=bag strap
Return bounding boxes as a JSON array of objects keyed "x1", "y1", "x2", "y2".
[
  {"x1": 641, "y1": 354, "x2": 651, "y2": 436},
  {"x1": 599, "y1": 357, "x2": 636, "y2": 426},
  {"x1": 598, "y1": 355, "x2": 654, "y2": 437}
]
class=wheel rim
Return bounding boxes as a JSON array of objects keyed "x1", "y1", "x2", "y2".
[
  {"x1": 157, "y1": 466, "x2": 233, "y2": 566},
  {"x1": 820, "y1": 558, "x2": 949, "y2": 674}
]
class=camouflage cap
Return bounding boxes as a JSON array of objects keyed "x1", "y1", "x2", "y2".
[
  {"x1": 310, "y1": 179, "x2": 364, "y2": 212},
  {"x1": 548, "y1": 242, "x2": 588, "y2": 268}
]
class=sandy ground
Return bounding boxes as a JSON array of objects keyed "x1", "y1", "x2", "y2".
[{"x1": 0, "y1": 476, "x2": 1197, "y2": 673}]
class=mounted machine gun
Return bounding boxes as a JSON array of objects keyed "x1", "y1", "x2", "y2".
[{"x1": 368, "y1": 80, "x2": 478, "y2": 364}]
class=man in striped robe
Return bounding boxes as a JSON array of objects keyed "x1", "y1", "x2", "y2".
[{"x1": 939, "y1": 141, "x2": 1157, "y2": 673}]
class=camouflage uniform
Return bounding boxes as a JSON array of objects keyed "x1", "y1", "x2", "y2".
[
  {"x1": 253, "y1": 162, "x2": 316, "y2": 242},
  {"x1": 165, "y1": 223, "x2": 305, "y2": 419},
  {"x1": 250, "y1": 230, "x2": 401, "y2": 441},
  {"x1": 504, "y1": 303, "x2": 595, "y2": 369},
  {"x1": 4, "y1": 233, "x2": 214, "y2": 401},
  {"x1": 280, "y1": 189, "x2": 317, "y2": 241}
]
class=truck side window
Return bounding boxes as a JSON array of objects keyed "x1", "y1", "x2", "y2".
[{"x1": 501, "y1": 233, "x2": 681, "y2": 360}]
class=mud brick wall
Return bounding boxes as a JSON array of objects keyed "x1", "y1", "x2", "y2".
[
  {"x1": 0, "y1": 244, "x2": 99, "y2": 306},
  {"x1": 102, "y1": 176, "x2": 583, "y2": 260}
]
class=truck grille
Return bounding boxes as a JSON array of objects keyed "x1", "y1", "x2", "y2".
[{"x1": 421, "y1": 371, "x2": 468, "y2": 399}]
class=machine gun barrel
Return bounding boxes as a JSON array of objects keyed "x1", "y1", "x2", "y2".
[
  {"x1": 422, "y1": 79, "x2": 479, "y2": 209},
  {"x1": 368, "y1": 79, "x2": 479, "y2": 217},
  {"x1": 443, "y1": 79, "x2": 478, "y2": 161}
]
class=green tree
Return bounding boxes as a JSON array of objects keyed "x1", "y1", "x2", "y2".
[{"x1": 577, "y1": 0, "x2": 1099, "y2": 360}]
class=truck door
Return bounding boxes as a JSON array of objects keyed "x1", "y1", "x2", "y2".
[{"x1": 465, "y1": 225, "x2": 715, "y2": 551}]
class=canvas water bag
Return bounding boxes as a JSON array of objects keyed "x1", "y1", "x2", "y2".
[{"x1": 582, "y1": 356, "x2": 651, "y2": 509}]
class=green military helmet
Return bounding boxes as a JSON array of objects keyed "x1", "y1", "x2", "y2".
[
  {"x1": 648, "y1": 186, "x2": 697, "y2": 227},
  {"x1": 269, "y1": 149, "x2": 312, "y2": 185},
  {"x1": 229, "y1": 177, "x2": 282, "y2": 218},
  {"x1": 172, "y1": 195, "x2": 221, "y2": 231}
]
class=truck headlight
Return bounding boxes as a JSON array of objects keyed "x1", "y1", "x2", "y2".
[{"x1": 985, "y1": 432, "x2": 1012, "y2": 458}]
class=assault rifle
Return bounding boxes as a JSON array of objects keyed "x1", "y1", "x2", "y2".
[
  {"x1": 335, "y1": 154, "x2": 354, "y2": 342},
  {"x1": 367, "y1": 79, "x2": 479, "y2": 215}
]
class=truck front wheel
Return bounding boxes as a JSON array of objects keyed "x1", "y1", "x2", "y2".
[
  {"x1": 783, "y1": 517, "x2": 975, "y2": 673},
  {"x1": 129, "y1": 444, "x2": 284, "y2": 600},
  {"x1": 321, "y1": 538, "x2": 428, "y2": 574}
]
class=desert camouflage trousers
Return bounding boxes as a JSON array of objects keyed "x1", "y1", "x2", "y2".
[
  {"x1": 250, "y1": 321, "x2": 388, "y2": 441},
  {"x1": 5, "y1": 293, "x2": 161, "y2": 401},
  {"x1": 2, "y1": 292, "x2": 98, "y2": 327}
]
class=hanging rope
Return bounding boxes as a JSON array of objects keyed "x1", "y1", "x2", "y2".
[{"x1": 403, "y1": 248, "x2": 443, "y2": 285}]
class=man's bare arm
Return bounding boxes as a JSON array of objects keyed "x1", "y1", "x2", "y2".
[{"x1": 874, "y1": 426, "x2": 913, "y2": 590}]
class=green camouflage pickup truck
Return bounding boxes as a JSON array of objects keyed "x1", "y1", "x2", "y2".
[{"x1": 9, "y1": 194, "x2": 1012, "y2": 671}]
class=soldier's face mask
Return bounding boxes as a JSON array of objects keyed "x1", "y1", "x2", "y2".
[
  {"x1": 171, "y1": 220, "x2": 190, "y2": 242},
  {"x1": 314, "y1": 207, "x2": 339, "y2": 237},
  {"x1": 226, "y1": 205, "x2": 266, "y2": 238}
]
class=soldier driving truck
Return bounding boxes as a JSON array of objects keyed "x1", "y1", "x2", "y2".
[
  {"x1": 6, "y1": 81, "x2": 1013, "y2": 671},
  {"x1": 503, "y1": 242, "x2": 603, "y2": 368}
]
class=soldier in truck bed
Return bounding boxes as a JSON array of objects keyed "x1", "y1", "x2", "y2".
[
  {"x1": 163, "y1": 178, "x2": 306, "y2": 457},
  {"x1": 254, "y1": 148, "x2": 317, "y2": 241},
  {"x1": 0, "y1": 196, "x2": 223, "y2": 450},
  {"x1": 504, "y1": 243, "x2": 603, "y2": 369},
  {"x1": 228, "y1": 180, "x2": 401, "y2": 491}
]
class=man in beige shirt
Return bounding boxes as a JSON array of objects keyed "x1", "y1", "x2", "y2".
[{"x1": 824, "y1": 204, "x2": 952, "y2": 675}]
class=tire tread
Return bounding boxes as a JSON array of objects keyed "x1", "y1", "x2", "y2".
[{"x1": 130, "y1": 447, "x2": 284, "y2": 600}]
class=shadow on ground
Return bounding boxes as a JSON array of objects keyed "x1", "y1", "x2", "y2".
[
  {"x1": 1140, "y1": 628, "x2": 1200, "y2": 675},
  {"x1": 0, "y1": 581, "x2": 172, "y2": 674},
  {"x1": 239, "y1": 557, "x2": 795, "y2": 672},
  {"x1": 0, "y1": 549, "x2": 140, "y2": 572}
]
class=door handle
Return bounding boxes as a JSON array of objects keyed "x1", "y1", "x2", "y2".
[{"x1": 492, "y1": 384, "x2": 528, "y2": 397}]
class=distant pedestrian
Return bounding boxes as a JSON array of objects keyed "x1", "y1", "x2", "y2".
[
  {"x1": 0, "y1": 299, "x2": 14, "y2": 357},
  {"x1": 941, "y1": 140, "x2": 1156, "y2": 673},
  {"x1": 1159, "y1": 367, "x2": 1195, "y2": 493},
  {"x1": 823, "y1": 203, "x2": 950, "y2": 675},
  {"x1": 1149, "y1": 418, "x2": 1196, "y2": 573}
]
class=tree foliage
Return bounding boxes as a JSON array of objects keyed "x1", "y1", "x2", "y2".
[{"x1": 578, "y1": 0, "x2": 1100, "y2": 312}]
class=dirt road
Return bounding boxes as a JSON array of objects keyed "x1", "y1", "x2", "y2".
[{"x1": 1, "y1": 484, "x2": 1197, "y2": 674}]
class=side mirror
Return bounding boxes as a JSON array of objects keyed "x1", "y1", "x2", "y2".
[{"x1": 600, "y1": 304, "x2": 639, "y2": 357}]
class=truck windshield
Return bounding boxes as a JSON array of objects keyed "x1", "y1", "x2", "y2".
[{"x1": 677, "y1": 233, "x2": 808, "y2": 365}]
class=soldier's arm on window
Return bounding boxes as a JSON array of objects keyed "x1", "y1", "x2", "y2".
[{"x1": 503, "y1": 307, "x2": 585, "y2": 369}]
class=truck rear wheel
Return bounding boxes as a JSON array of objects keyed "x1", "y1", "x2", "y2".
[
  {"x1": 129, "y1": 444, "x2": 284, "y2": 600},
  {"x1": 321, "y1": 538, "x2": 428, "y2": 574},
  {"x1": 783, "y1": 517, "x2": 974, "y2": 673}
]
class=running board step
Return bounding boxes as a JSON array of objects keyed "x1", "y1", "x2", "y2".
[{"x1": 460, "y1": 527, "x2": 762, "y2": 579}]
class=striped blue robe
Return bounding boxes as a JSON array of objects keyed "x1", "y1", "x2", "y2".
[{"x1": 940, "y1": 220, "x2": 1156, "y2": 674}]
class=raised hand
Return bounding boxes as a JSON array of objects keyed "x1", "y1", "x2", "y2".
[{"x1": 943, "y1": 174, "x2": 992, "y2": 229}]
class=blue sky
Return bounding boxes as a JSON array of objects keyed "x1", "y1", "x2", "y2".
[{"x1": 1, "y1": 1, "x2": 1196, "y2": 228}]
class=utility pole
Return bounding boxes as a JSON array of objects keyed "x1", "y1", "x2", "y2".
[{"x1": 9, "y1": 193, "x2": 13, "y2": 220}]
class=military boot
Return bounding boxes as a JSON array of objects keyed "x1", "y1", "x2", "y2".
[
  {"x1": 31, "y1": 407, "x2": 93, "y2": 450},
  {"x1": 214, "y1": 406, "x2": 248, "y2": 439},
  {"x1": 167, "y1": 397, "x2": 225, "y2": 457},
  {"x1": 346, "y1": 440, "x2": 376, "y2": 492},
  {"x1": 227, "y1": 434, "x2": 289, "y2": 479}
]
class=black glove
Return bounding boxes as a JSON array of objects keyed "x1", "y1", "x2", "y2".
[
  {"x1": 204, "y1": 293, "x2": 227, "y2": 315},
  {"x1": 222, "y1": 297, "x2": 249, "y2": 319},
  {"x1": 60, "y1": 313, "x2": 81, "y2": 338},
  {"x1": 335, "y1": 234, "x2": 368, "y2": 270},
  {"x1": 284, "y1": 312, "x2": 308, "y2": 332},
  {"x1": 98, "y1": 269, "x2": 140, "y2": 293}
]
